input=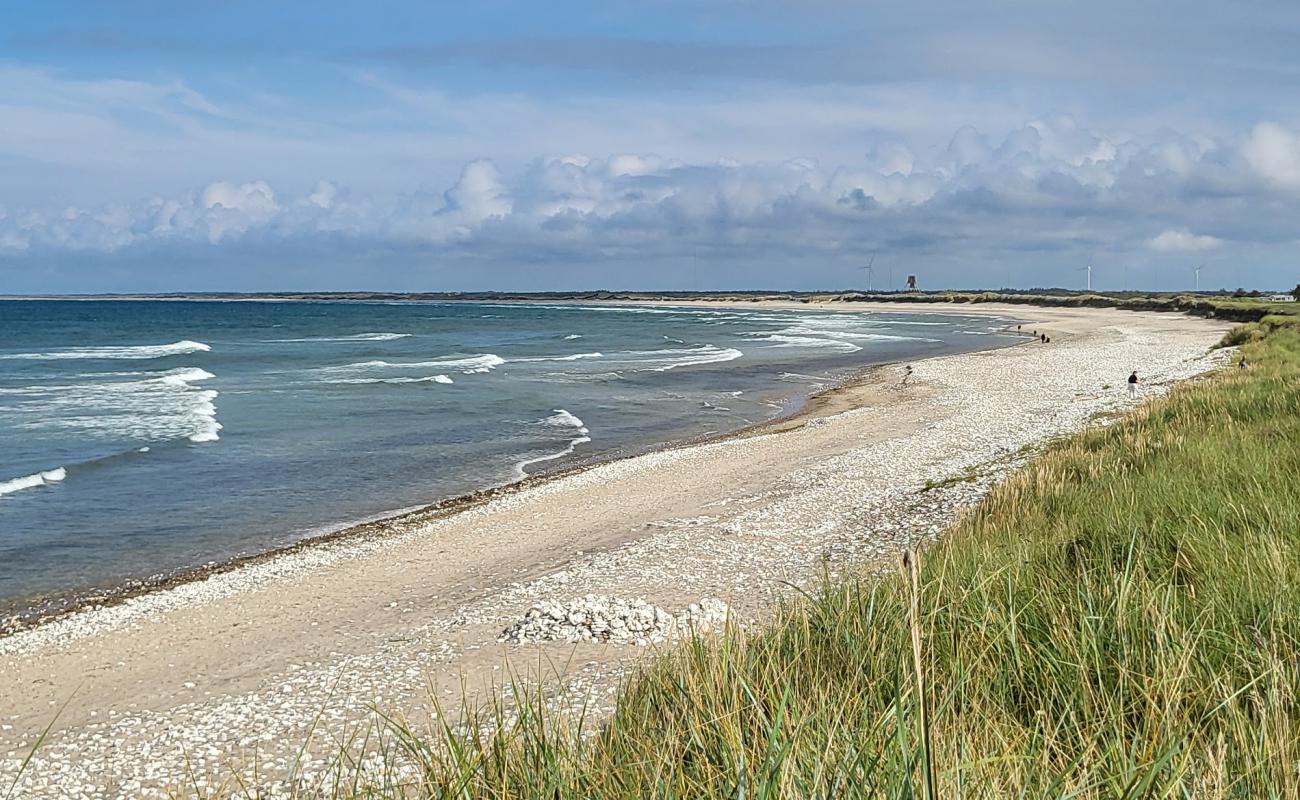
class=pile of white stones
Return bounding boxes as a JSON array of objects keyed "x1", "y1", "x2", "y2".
[{"x1": 500, "y1": 595, "x2": 729, "y2": 646}]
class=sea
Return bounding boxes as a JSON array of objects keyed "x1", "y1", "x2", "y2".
[{"x1": 0, "y1": 299, "x2": 1018, "y2": 611}]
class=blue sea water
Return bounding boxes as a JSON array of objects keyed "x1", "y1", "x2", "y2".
[{"x1": 0, "y1": 299, "x2": 1017, "y2": 607}]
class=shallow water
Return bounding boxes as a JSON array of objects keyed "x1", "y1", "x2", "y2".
[{"x1": 0, "y1": 299, "x2": 1017, "y2": 605}]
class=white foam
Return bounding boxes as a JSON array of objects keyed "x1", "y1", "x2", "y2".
[
  {"x1": 322, "y1": 354, "x2": 504, "y2": 377},
  {"x1": 749, "y1": 334, "x2": 862, "y2": 353},
  {"x1": 7, "y1": 367, "x2": 221, "y2": 444},
  {"x1": 514, "y1": 352, "x2": 604, "y2": 363},
  {"x1": 512, "y1": 436, "x2": 592, "y2": 478},
  {"x1": 0, "y1": 340, "x2": 211, "y2": 360},
  {"x1": 0, "y1": 467, "x2": 66, "y2": 498},
  {"x1": 563, "y1": 334, "x2": 583, "y2": 340},
  {"x1": 540, "y1": 409, "x2": 589, "y2": 433},
  {"x1": 330, "y1": 374, "x2": 454, "y2": 385},
  {"x1": 159, "y1": 368, "x2": 216, "y2": 386},
  {"x1": 268, "y1": 333, "x2": 411, "y2": 343},
  {"x1": 600, "y1": 345, "x2": 744, "y2": 372},
  {"x1": 513, "y1": 409, "x2": 592, "y2": 478}
]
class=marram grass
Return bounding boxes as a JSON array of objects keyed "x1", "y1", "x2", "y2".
[
  {"x1": 206, "y1": 316, "x2": 1300, "y2": 799},
  {"x1": 330, "y1": 321, "x2": 1300, "y2": 799}
]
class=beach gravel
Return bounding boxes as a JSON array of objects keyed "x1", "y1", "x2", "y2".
[{"x1": 0, "y1": 307, "x2": 1233, "y2": 798}]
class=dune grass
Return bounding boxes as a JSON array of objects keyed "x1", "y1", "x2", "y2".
[{"x1": 325, "y1": 314, "x2": 1300, "y2": 799}]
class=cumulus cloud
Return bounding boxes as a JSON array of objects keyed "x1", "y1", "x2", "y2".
[
  {"x1": 1243, "y1": 122, "x2": 1300, "y2": 191},
  {"x1": 200, "y1": 181, "x2": 279, "y2": 243},
  {"x1": 1148, "y1": 229, "x2": 1224, "y2": 252},
  {"x1": 1, "y1": 115, "x2": 1297, "y2": 289}
]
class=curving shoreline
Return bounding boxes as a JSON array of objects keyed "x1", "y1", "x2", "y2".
[
  {"x1": 0, "y1": 305, "x2": 1023, "y2": 639},
  {"x1": 0, "y1": 303, "x2": 1231, "y2": 798}
]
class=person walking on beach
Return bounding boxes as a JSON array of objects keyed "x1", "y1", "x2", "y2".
[
  {"x1": 1128, "y1": 371, "x2": 1139, "y2": 398},
  {"x1": 1040, "y1": 333, "x2": 1047, "y2": 343}
]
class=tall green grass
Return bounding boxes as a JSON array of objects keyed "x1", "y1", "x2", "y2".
[{"x1": 355, "y1": 321, "x2": 1300, "y2": 798}]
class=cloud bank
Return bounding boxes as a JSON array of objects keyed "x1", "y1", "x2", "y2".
[{"x1": 3, "y1": 115, "x2": 1299, "y2": 290}]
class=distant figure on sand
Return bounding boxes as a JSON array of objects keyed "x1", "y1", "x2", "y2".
[
  {"x1": 901, "y1": 365, "x2": 913, "y2": 386},
  {"x1": 1040, "y1": 333, "x2": 1046, "y2": 343},
  {"x1": 1128, "y1": 371, "x2": 1139, "y2": 398}
]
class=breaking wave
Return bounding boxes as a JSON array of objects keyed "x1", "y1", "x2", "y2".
[
  {"x1": 514, "y1": 352, "x2": 604, "y2": 363},
  {"x1": 513, "y1": 409, "x2": 592, "y2": 478},
  {"x1": 0, "y1": 340, "x2": 211, "y2": 361},
  {"x1": 4, "y1": 366, "x2": 221, "y2": 443},
  {"x1": 319, "y1": 354, "x2": 505, "y2": 380},
  {"x1": 747, "y1": 334, "x2": 862, "y2": 353},
  {"x1": 0, "y1": 467, "x2": 66, "y2": 498},
  {"x1": 330, "y1": 374, "x2": 454, "y2": 385},
  {"x1": 600, "y1": 345, "x2": 743, "y2": 372},
  {"x1": 267, "y1": 332, "x2": 411, "y2": 343}
]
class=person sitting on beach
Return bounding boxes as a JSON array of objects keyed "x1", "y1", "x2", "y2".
[
  {"x1": 901, "y1": 365, "x2": 913, "y2": 386},
  {"x1": 1128, "y1": 371, "x2": 1139, "y2": 398}
]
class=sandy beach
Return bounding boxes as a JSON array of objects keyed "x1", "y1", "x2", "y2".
[{"x1": 0, "y1": 303, "x2": 1233, "y2": 798}]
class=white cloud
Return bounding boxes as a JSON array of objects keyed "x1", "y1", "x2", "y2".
[
  {"x1": 1, "y1": 116, "x2": 1296, "y2": 290},
  {"x1": 199, "y1": 181, "x2": 280, "y2": 243},
  {"x1": 1147, "y1": 229, "x2": 1224, "y2": 252},
  {"x1": 1243, "y1": 122, "x2": 1300, "y2": 190}
]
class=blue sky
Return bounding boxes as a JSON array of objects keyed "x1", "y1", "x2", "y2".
[{"x1": 3, "y1": 1, "x2": 1300, "y2": 292}]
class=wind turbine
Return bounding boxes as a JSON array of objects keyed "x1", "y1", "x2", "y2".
[
  {"x1": 1078, "y1": 262, "x2": 1094, "y2": 291},
  {"x1": 1193, "y1": 263, "x2": 1204, "y2": 292},
  {"x1": 862, "y1": 252, "x2": 878, "y2": 292}
]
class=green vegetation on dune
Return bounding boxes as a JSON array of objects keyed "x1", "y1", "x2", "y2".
[
  {"x1": 362, "y1": 318, "x2": 1300, "y2": 798},
  {"x1": 355, "y1": 311, "x2": 1300, "y2": 799}
]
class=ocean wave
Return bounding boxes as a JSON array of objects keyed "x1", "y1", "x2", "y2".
[
  {"x1": 514, "y1": 408, "x2": 591, "y2": 478},
  {"x1": 0, "y1": 467, "x2": 66, "y2": 498},
  {"x1": 598, "y1": 345, "x2": 743, "y2": 372},
  {"x1": 747, "y1": 333, "x2": 862, "y2": 353},
  {"x1": 563, "y1": 334, "x2": 583, "y2": 340},
  {"x1": 330, "y1": 374, "x2": 454, "y2": 385},
  {"x1": 540, "y1": 408, "x2": 589, "y2": 432},
  {"x1": 267, "y1": 332, "x2": 411, "y2": 343},
  {"x1": 0, "y1": 340, "x2": 211, "y2": 361},
  {"x1": 751, "y1": 326, "x2": 940, "y2": 346},
  {"x1": 321, "y1": 353, "x2": 504, "y2": 376},
  {"x1": 514, "y1": 352, "x2": 604, "y2": 363},
  {"x1": 406, "y1": 353, "x2": 505, "y2": 373},
  {"x1": 5, "y1": 367, "x2": 222, "y2": 444}
]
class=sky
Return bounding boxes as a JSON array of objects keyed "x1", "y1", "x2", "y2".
[{"x1": 2, "y1": 1, "x2": 1300, "y2": 293}]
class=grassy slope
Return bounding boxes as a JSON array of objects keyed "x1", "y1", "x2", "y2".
[
  {"x1": 336, "y1": 310, "x2": 1298, "y2": 798},
  {"x1": 387, "y1": 321, "x2": 1300, "y2": 798}
]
